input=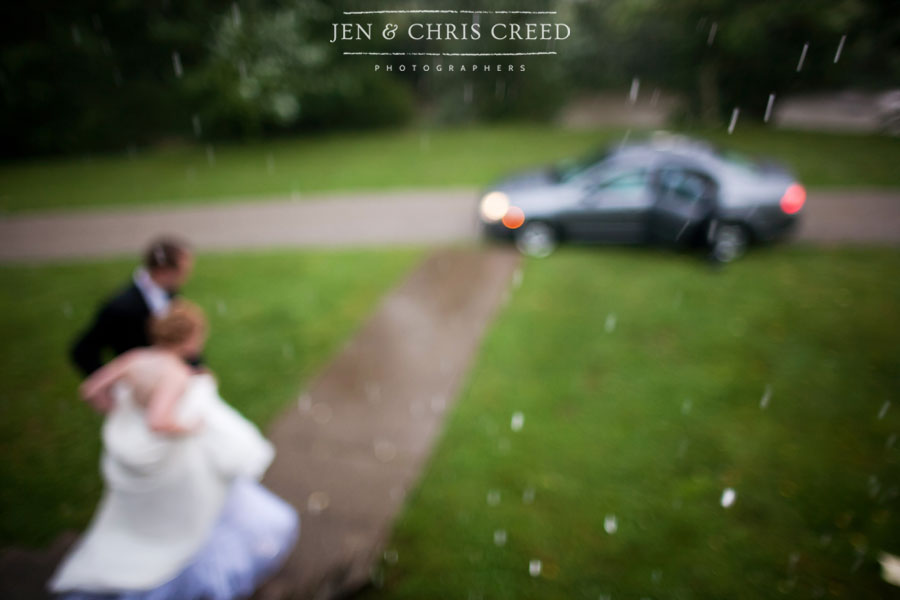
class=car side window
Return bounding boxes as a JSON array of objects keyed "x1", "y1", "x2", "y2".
[
  {"x1": 588, "y1": 168, "x2": 649, "y2": 195},
  {"x1": 656, "y1": 168, "x2": 713, "y2": 202}
]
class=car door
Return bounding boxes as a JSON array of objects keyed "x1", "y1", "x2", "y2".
[
  {"x1": 649, "y1": 166, "x2": 718, "y2": 245},
  {"x1": 561, "y1": 166, "x2": 654, "y2": 244}
]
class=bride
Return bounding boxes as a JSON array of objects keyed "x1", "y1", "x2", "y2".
[{"x1": 49, "y1": 300, "x2": 298, "y2": 599}]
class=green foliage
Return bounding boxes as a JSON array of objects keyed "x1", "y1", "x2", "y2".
[
  {"x1": 0, "y1": 248, "x2": 421, "y2": 546},
  {"x1": 563, "y1": 0, "x2": 900, "y2": 122},
  {"x1": 190, "y1": 0, "x2": 414, "y2": 137},
  {"x1": 367, "y1": 246, "x2": 900, "y2": 599}
]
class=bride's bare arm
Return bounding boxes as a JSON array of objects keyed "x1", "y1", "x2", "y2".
[{"x1": 79, "y1": 350, "x2": 140, "y2": 412}]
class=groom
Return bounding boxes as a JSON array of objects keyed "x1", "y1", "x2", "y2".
[{"x1": 70, "y1": 236, "x2": 196, "y2": 376}]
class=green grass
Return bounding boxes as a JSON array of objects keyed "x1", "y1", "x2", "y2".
[
  {"x1": 0, "y1": 248, "x2": 421, "y2": 547},
  {"x1": 0, "y1": 125, "x2": 898, "y2": 213},
  {"x1": 366, "y1": 246, "x2": 900, "y2": 600}
]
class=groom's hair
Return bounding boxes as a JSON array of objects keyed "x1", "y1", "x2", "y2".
[
  {"x1": 144, "y1": 236, "x2": 191, "y2": 271},
  {"x1": 149, "y1": 299, "x2": 207, "y2": 347}
]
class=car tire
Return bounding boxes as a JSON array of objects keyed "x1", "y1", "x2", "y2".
[
  {"x1": 709, "y1": 221, "x2": 749, "y2": 263},
  {"x1": 515, "y1": 222, "x2": 558, "y2": 258}
]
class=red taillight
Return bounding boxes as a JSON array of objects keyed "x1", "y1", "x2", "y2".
[{"x1": 780, "y1": 183, "x2": 806, "y2": 215}]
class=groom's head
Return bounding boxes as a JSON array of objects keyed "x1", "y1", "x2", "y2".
[{"x1": 144, "y1": 236, "x2": 193, "y2": 293}]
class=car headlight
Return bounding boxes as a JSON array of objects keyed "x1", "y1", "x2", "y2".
[{"x1": 479, "y1": 191, "x2": 510, "y2": 222}]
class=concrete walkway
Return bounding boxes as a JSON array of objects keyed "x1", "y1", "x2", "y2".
[
  {"x1": 257, "y1": 247, "x2": 519, "y2": 599},
  {"x1": 0, "y1": 188, "x2": 898, "y2": 263}
]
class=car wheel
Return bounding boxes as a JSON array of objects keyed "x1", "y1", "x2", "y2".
[
  {"x1": 515, "y1": 222, "x2": 558, "y2": 258},
  {"x1": 709, "y1": 222, "x2": 748, "y2": 263}
]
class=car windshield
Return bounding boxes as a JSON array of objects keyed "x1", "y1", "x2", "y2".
[{"x1": 553, "y1": 148, "x2": 610, "y2": 182}]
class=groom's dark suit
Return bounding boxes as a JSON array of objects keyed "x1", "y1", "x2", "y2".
[{"x1": 70, "y1": 282, "x2": 159, "y2": 376}]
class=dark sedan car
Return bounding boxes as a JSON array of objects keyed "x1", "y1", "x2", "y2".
[{"x1": 478, "y1": 134, "x2": 806, "y2": 261}]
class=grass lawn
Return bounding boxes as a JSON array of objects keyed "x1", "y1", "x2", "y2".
[
  {"x1": 0, "y1": 125, "x2": 898, "y2": 213},
  {"x1": 366, "y1": 246, "x2": 900, "y2": 600},
  {"x1": 0, "y1": 248, "x2": 421, "y2": 547}
]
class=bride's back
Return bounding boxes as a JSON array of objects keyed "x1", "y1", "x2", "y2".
[{"x1": 120, "y1": 350, "x2": 187, "y2": 408}]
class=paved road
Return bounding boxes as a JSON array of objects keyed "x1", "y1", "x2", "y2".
[{"x1": 0, "y1": 188, "x2": 897, "y2": 262}]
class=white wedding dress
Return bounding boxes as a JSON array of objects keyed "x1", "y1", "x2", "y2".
[{"x1": 48, "y1": 374, "x2": 298, "y2": 599}]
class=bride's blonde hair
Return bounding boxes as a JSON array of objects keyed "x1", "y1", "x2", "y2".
[{"x1": 149, "y1": 299, "x2": 207, "y2": 347}]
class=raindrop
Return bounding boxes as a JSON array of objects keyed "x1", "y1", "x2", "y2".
[
  {"x1": 493, "y1": 529, "x2": 507, "y2": 546},
  {"x1": 62, "y1": 302, "x2": 74, "y2": 318},
  {"x1": 707, "y1": 21, "x2": 717, "y2": 46},
  {"x1": 512, "y1": 268, "x2": 523, "y2": 289},
  {"x1": 522, "y1": 487, "x2": 535, "y2": 504},
  {"x1": 172, "y1": 51, "x2": 183, "y2": 78},
  {"x1": 206, "y1": 144, "x2": 216, "y2": 166},
  {"x1": 266, "y1": 153, "x2": 276, "y2": 174},
  {"x1": 760, "y1": 384, "x2": 772, "y2": 410},
  {"x1": 727, "y1": 107, "x2": 740, "y2": 134},
  {"x1": 431, "y1": 395, "x2": 446, "y2": 413},
  {"x1": 216, "y1": 299, "x2": 227, "y2": 315},
  {"x1": 419, "y1": 131, "x2": 430, "y2": 151},
  {"x1": 307, "y1": 491, "x2": 330, "y2": 514},
  {"x1": 764, "y1": 93, "x2": 776, "y2": 123},
  {"x1": 618, "y1": 129, "x2": 631, "y2": 150},
  {"x1": 510, "y1": 411, "x2": 524, "y2": 432},
  {"x1": 651, "y1": 569, "x2": 663, "y2": 583},
  {"x1": 878, "y1": 553, "x2": 900, "y2": 586},
  {"x1": 192, "y1": 114, "x2": 202, "y2": 137},
  {"x1": 628, "y1": 77, "x2": 640, "y2": 104},
  {"x1": 877, "y1": 401, "x2": 890, "y2": 420},
  {"x1": 833, "y1": 35, "x2": 846, "y2": 64},
  {"x1": 374, "y1": 440, "x2": 397, "y2": 462},
  {"x1": 282, "y1": 343, "x2": 294, "y2": 360},
  {"x1": 297, "y1": 394, "x2": 312, "y2": 413},
  {"x1": 605, "y1": 313, "x2": 617, "y2": 333},
  {"x1": 383, "y1": 549, "x2": 399, "y2": 565},
  {"x1": 887, "y1": 433, "x2": 897, "y2": 449},
  {"x1": 788, "y1": 552, "x2": 800, "y2": 571},
  {"x1": 497, "y1": 437, "x2": 510, "y2": 452},
  {"x1": 487, "y1": 490, "x2": 501, "y2": 506},
  {"x1": 464, "y1": 82, "x2": 473, "y2": 104},
  {"x1": 71, "y1": 25, "x2": 82, "y2": 46},
  {"x1": 604, "y1": 514, "x2": 618, "y2": 534},
  {"x1": 650, "y1": 88, "x2": 660, "y2": 106},
  {"x1": 232, "y1": 2, "x2": 242, "y2": 27},
  {"x1": 720, "y1": 487, "x2": 737, "y2": 508},
  {"x1": 681, "y1": 399, "x2": 692, "y2": 415},
  {"x1": 528, "y1": 559, "x2": 542, "y2": 577},
  {"x1": 677, "y1": 439, "x2": 689, "y2": 458},
  {"x1": 796, "y1": 43, "x2": 809, "y2": 72}
]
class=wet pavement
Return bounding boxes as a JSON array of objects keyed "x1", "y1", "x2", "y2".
[{"x1": 0, "y1": 188, "x2": 898, "y2": 263}]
